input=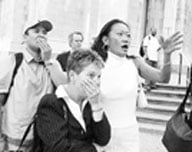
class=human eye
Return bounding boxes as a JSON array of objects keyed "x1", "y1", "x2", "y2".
[
  {"x1": 97, "y1": 74, "x2": 101, "y2": 80},
  {"x1": 88, "y1": 73, "x2": 96, "y2": 80},
  {"x1": 42, "y1": 30, "x2": 47, "y2": 35},
  {"x1": 117, "y1": 32, "x2": 123, "y2": 36},
  {"x1": 126, "y1": 33, "x2": 131, "y2": 38},
  {"x1": 34, "y1": 28, "x2": 40, "y2": 33}
]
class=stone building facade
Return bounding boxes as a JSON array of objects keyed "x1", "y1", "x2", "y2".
[
  {"x1": 0, "y1": 0, "x2": 148, "y2": 54},
  {"x1": 0, "y1": 0, "x2": 191, "y2": 72}
]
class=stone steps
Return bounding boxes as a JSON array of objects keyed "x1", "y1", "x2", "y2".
[
  {"x1": 137, "y1": 111, "x2": 170, "y2": 126},
  {"x1": 155, "y1": 83, "x2": 187, "y2": 91},
  {"x1": 138, "y1": 103, "x2": 191, "y2": 118},
  {"x1": 148, "y1": 89, "x2": 186, "y2": 98},
  {"x1": 147, "y1": 96, "x2": 184, "y2": 105},
  {"x1": 137, "y1": 83, "x2": 190, "y2": 135},
  {"x1": 138, "y1": 121, "x2": 165, "y2": 134}
]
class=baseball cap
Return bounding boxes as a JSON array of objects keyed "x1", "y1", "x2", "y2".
[{"x1": 23, "y1": 19, "x2": 53, "y2": 34}]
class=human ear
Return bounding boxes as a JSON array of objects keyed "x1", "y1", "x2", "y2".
[
  {"x1": 23, "y1": 33, "x2": 27, "y2": 39},
  {"x1": 68, "y1": 70, "x2": 77, "y2": 83},
  {"x1": 22, "y1": 34, "x2": 28, "y2": 44}
]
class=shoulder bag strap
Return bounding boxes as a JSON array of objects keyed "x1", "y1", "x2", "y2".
[
  {"x1": 178, "y1": 66, "x2": 192, "y2": 113},
  {"x1": 16, "y1": 115, "x2": 36, "y2": 152},
  {"x1": 2, "y1": 53, "x2": 23, "y2": 105},
  {"x1": 9, "y1": 53, "x2": 23, "y2": 90}
]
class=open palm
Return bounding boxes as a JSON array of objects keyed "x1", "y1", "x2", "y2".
[{"x1": 161, "y1": 32, "x2": 183, "y2": 55}]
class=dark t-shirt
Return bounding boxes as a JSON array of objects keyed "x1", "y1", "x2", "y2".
[{"x1": 56, "y1": 51, "x2": 71, "y2": 71}]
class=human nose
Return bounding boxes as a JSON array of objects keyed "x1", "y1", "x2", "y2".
[
  {"x1": 123, "y1": 34, "x2": 131, "y2": 43},
  {"x1": 37, "y1": 33, "x2": 47, "y2": 41},
  {"x1": 78, "y1": 41, "x2": 82, "y2": 45},
  {"x1": 94, "y1": 77, "x2": 101, "y2": 87},
  {"x1": 122, "y1": 36, "x2": 129, "y2": 43}
]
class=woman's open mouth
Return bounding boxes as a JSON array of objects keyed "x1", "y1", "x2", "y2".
[{"x1": 121, "y1": 44, "x2": 129, "y2": 52}]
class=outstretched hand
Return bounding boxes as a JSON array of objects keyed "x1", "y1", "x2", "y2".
[{"x1": 161, "y1": 32, "x2": 183, "y2": 55}]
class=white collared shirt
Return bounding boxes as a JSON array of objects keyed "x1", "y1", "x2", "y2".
[
  {"x1": 56, "y1": 85, "x2": 87, "y2": 131},
  {"x1": 0, "y1": 48, "x2": 53, "y2": 141}
]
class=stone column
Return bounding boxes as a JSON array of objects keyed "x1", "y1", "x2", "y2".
[
  {"x1": 97, "y1": 0, "x2": 129, "y2": 30},
  {"x1": 163, "y1": 0, "x2": 177, "y2": 37},
  {"x1": 27, "y1": 0, "x2": 49, "y2": 23},
  {"x1": 182, "y1": 0, "x2": 192, "y2": 64},
  {"x1": 0, "y1": 0, "x2": 15, "y2": 53}
]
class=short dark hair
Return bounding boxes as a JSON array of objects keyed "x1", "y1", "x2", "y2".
[
  {"x1": 91, "y1": 19, "x2": 130, "y2": 62},
  {"x1": 68, "y1": 31, "x2": 84, "y2": 46},
  {"x1": 66, "y1": 48, "x2": 104, "y2": 76}
]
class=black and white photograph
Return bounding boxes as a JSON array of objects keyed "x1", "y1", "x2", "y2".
[{"x1": 0, "y1": 0, "x2": 191, "y2": 152}]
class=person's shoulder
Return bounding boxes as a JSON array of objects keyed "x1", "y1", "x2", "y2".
[
  {"x1": 131, "y1": 55, "x2": 145, "y2": 62},
  {"x1": 37, "y1": 94, "x2": 66, "y2": 116},
  {"x1": 0, "y1": 52, "x2": 15, "y2": 62},
  {"x1": 154, "y1": 37, "x2": 160, "y2": 43},
  {"x1": 59, "y1": 51, "x2": 70, "y2": 56},
  {"x1": 0, "y1": 53, "x2": 16, "y2": 72},
  {"x1": 56, "y1": 51, "x2": 71, "y2": 71},
  {"x1": 143, "y1": 35, "x2": 150, "y2": 44},
  {"x1": 126, "y1": 55, "x2": 137, "y2": 60},
  {"x1": 39, "y1": 94, "x2": 58, "y2": 107},
  {"x1": 130, "y1": 55, "x2": 145, "y2": 68},
  {"x1": 57, "y1": 51, "x2": 70, "y2": 59},
  {"x1": 143, "y1": 35, "x2": 149, "y2": 40}
]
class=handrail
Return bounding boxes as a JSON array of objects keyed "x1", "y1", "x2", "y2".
[
  {"x1": 186, "y1": 66, "x2": 190, "y2": 86},
  {"x1": 178, "y1": 52, "x2": 191, "y2": 86},
  {"x1": 189, "y1": 64, "x2": 192, "y2": 86},
  {"x1": 178, "y1": 53, "x2": 182, "y2": 84}
]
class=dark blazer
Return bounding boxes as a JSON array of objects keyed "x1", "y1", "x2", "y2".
[
  {"x1": 35, "y1": 94, "x2": 111, "y2": 152},
  {"x1": 57, "y1": 51, "x2": 71, "y2": 71}
]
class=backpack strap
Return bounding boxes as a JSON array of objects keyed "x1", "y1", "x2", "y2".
[
  {"x1": 17, "y1": 98, "x2": 69, "y2": 151},
  {"x1": 9, "y1": 53, "x2": 23, "y2": 90},
  {"x1": 16, "y1": 115, "x2": 37, "y2": 152},
  {"x1": 1, "y1": 53, "x2": 23, "y2": 106}
]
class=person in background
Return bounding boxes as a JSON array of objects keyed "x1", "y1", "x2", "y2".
[
  {"x1": 139, "y1": 40, "x2": 145, "y2": 58},
  {"x1": 91, "y1": 18, "x2": 183, "y2": 152},
  {"x1": 57, "y1": 31, "x2": 84, "y2": 71},
  {"x1": 143, "y1": 27, "x2": 160, "y2": 90},
  {"x1": 35, "y1": 49, "x2": 111, "y2": 152},
  {"x1": 157, "y1": 35, "x2": 165, "y2": 68},
  {"x1": 0, "y1": 19, "x2": 66, "y2": 152}
]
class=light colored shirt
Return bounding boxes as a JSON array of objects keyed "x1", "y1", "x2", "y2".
[
  {"x1": 56, "y1": 85, "x2": 87, "y2": 131},
  {"x1": 100, "y1": 52, "x2": 139, "y2": 128},
  {"x1": 0, "y1": 48, "x2": 53, "y2": 142},
  {"x1": 143, "y1": 35, "x2": 160, "y2": 61}
]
